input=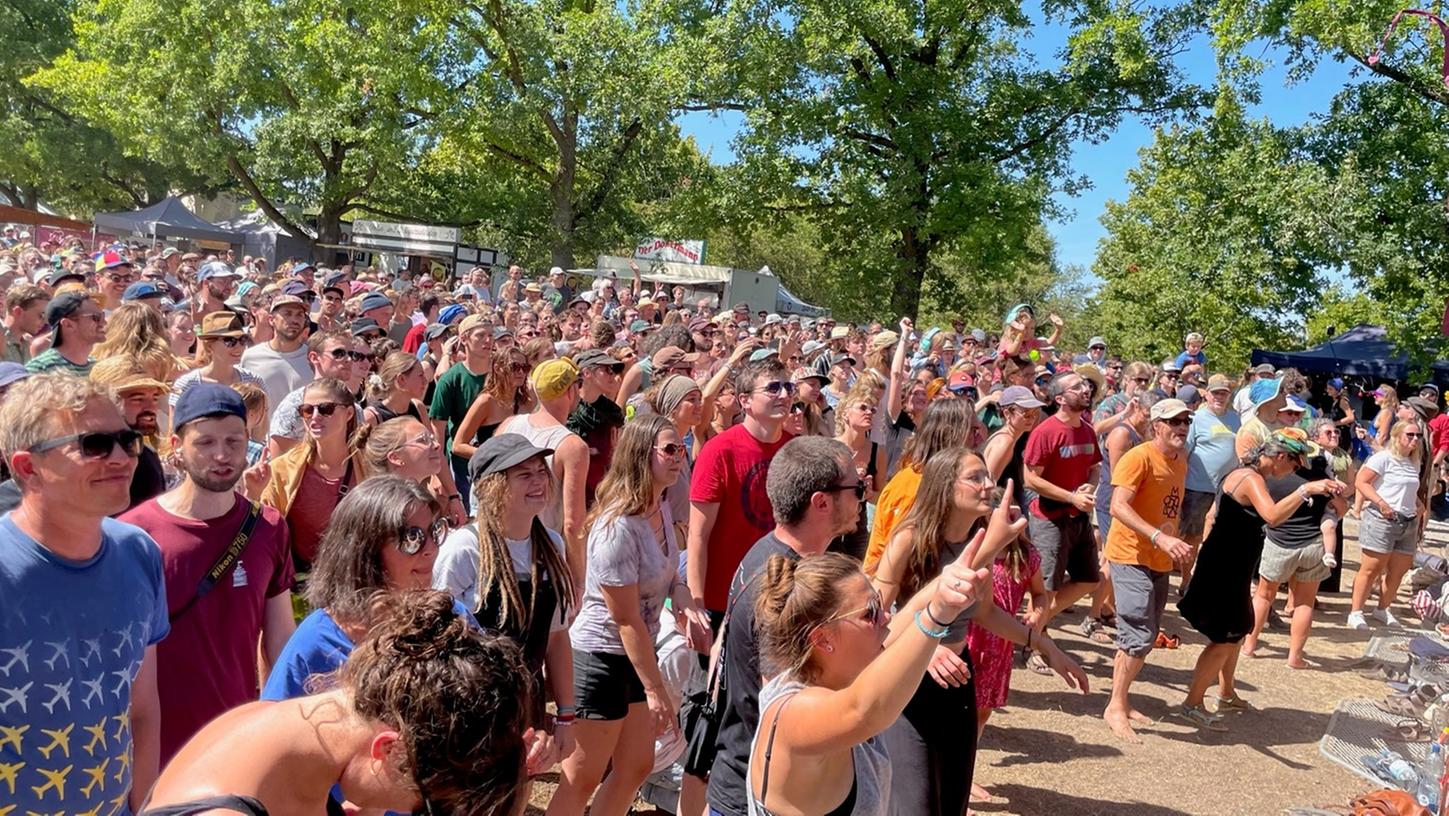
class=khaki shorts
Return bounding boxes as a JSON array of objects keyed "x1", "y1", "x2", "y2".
[{"x1": 1259, "y1": 537, "x2": 1329, "y2": 584}]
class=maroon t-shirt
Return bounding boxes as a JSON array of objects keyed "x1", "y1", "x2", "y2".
[
  {"x1": 119, "y1": 494, "x2": 294, "y2": 764},
  {"x1": 689, "y1": 423, "x2": 791, "y2": 612},
  {"x1": 1022, "y1": 412, "x2": 1102, "y2": 519}
]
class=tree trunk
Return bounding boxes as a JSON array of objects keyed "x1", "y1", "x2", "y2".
[
  {"x1": 892, "y1": 225, "x2": 928, "y2": 318},
  {"x1": 314, "y1": 202, "x2": 345, "y2": 262},
  {"x1": 550, "y1": 132, "x2": 578, "y2": 270}
]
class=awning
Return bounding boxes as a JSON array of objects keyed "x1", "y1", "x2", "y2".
[
  {"x1": 93, "y1": 196, "x2": 240, "y2": 244},
  {"x1": 348, "y1": 220, "x2": 460, "y2": 257}
]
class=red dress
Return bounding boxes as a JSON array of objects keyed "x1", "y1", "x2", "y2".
[{"x1": 966, "y1": 548, "x2": 1041, "y2": 710}]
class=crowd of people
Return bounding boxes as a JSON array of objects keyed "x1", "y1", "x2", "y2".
[{"x1": 2, "y1": 235, "x2": 1447, "y2": 815}]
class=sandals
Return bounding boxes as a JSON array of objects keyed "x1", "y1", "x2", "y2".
[
  {"x1": 1154, "y1": 631, "x2": 1181, "y2": 649},
  {"x1": 1080, "y1": 617, "x2": 1115, "y2": 644},
  {"x1": 1173, "y1": 704, "x2": 1228, "y2": 732},
  {"x1": 1385, "y1": 717, "x2": 1430, "y2": 741},
  {"x1": 1026, "y1": 651, "x2": 1054, "y2": 676},
  {"x1": 1375, "y1": 694, "x2": 1420, "y2": 718},
  {"x1": 1216, "y1": 694, "x2": 1255, "y2": 712}
]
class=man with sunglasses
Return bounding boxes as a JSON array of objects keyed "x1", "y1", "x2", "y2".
[
  {"x1": 26, "y1": 291, "x2": 104, "y2": 375},
  {"x1": 1180, "y1": 374, "x2": 1242, "y2": 592},
  {"x1": 242, "y1": 293, "x2": 313, "y2": 408},
  {"x1": 266, "y1": 329, "x2": 364, "y2": 456},
  {"x1": 0, "y1": 373, "x2": 169, "y2": 814},
  {"x1": 1102, "y1": 398, "x2": 1192, "y2": 742},
  {"x1": 704, "y1": 437, "x2": 861, "y2": 816},
  {"x1": 687, "y1": 357, "x2": 794, "y2": 632},
  {"x1": 95, "y1": 250, "x2": 136, "y2": 313},
  {"x1": 194, "y1": 261, "x2": 240, "y2": 317},
  {"x1": 567, "y1": 349, "x2": 627, "y2": 503},
  {"x1": 118, "y1": 384, "x2": 296, "y2": 767}
]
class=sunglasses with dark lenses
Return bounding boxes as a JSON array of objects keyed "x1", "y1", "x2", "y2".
[
  {"x1": 756, "y1": 381, "x2": 797, "y2": 397},
  {"x1": 216, "y1": 336, "x2": 244, "y2": 348},
  {"x1": 299, "y1": 401, "x2": 344, "y2": 418},
  {"x1": 328, "y1": 348, "x2": 371, "y2": 362},
  {"x1": 829, "y1": 591, "x2": 887, "y2": 627},
  {"x1": 29, "y1": 429, "x2": 144, "y2": 459},
  {"x1": 655, "y1": 443, "x2": 687, "y2": 457},
  {"x1": 827, "y1": 481, "x2": 868, "y2": 500},
  {"x1": 1163, "y1": 416, "x2": 1192, "y2": 427},
  {"x1": 396, "y1": 519, "x2": 449, "y2": 555}
]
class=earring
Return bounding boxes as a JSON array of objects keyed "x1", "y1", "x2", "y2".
[{"x1": 824, "y1": 643, "x2": 834, "y2": 653}]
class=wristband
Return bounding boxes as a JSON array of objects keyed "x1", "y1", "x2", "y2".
[
  {"x1": 448, "y1": 493, "x2": 461, "y2": 501},
  {"x1": 914, "y1": 610, "x2": 950, "y2": 639},
  {"x1": 556, "y1": 705, "x2": 576, "y2": 716},
  {"x1": 924, "y1": 602, "x2": 952, "y2": 629},
  {"x1": 1150, "y1": 529, "x2": 1162, "y2": 546}
]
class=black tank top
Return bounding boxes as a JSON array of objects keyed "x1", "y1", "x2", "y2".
[
  {"x1": 142, "y1": 795, "x2": 269, "y2": 816},
  {"x1": 365, "y1": 399, "x2": 422, "y2": 424},
  {"x1": 1263, "y1": 467, "x2": 1328, "y2": 549}
]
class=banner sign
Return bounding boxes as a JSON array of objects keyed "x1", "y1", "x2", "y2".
[{"x1": 634, "y1": 237, "x2": 705, "y2": 264}]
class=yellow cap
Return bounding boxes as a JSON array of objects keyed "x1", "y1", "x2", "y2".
[{"x1": 530, "y1": 357, "x2": 579, "y2": 400}]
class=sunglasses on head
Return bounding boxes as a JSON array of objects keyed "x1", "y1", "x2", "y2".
[
  {"x1": 396, "y1": 519, "x2": 448, "y2": 556},
  {"x1": 299, "y1": 401, "x2": 344, "y2": 418},
  {"x1": 29, "y1": 429, "x2": 143, "y2": 459}
]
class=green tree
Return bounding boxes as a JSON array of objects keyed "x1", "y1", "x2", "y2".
[
  {"x1": 0, "y1": 0, "x2": 197, "y2": 213},
  {"x1": 710, "y1": 0, "x2": 1204, "y2": 318},
  {"x1": 1087, "y1": 105, "x2": 1353, "y2": 370},
  {"x1": 33, "y1": 0, "x2": 468, "y2": 251}
]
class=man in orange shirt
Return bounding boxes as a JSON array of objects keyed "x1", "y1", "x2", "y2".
[{"x1": 1102, "y1": 398, "x2": 1193, "y2": 742}]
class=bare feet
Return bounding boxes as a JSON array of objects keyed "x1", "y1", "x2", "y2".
[
  {"x1": 1105, "y1": 706, "x2": 1143, "y2": 743},
  {"x1": 1129, "y1": 708, "x2": 1154, "y2": 724},
  {"x1": 970, "y1": 783, "x2": 999, "y2": 803},
  {"x1": 1240, "y1": 643, "x2": 1258, "y2": 658},
  {"x1": 1286, "y1": 656, "x2": 1310, "y2": 669}
]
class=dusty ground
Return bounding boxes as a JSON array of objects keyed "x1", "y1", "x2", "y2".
[{"x1": 527, "y1": 518, "x2": 1443, "y2": 815}]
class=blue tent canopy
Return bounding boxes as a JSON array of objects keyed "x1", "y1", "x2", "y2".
[{"x1": 1250, "y1": 325, "x2": 1409, "y2": 380}]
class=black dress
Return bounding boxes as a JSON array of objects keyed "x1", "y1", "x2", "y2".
[{"x1": 1178, "y1": 478, "x2": 1264, "y2": 644}]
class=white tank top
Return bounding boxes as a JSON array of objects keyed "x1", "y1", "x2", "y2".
[{"x1": 498, "y1": 414, "x2": 578, "y2": 530}]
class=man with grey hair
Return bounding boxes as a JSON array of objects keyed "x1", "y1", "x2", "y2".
[
  {"x1": 701, "y1": 436, "x2": 863, "y2": 816},
  {"x1": 0, "y1": 373, "x2": 168, "y2": 813}
]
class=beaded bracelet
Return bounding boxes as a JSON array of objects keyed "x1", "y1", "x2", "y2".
[{"x1": 914, "y1": 610, "x2": 950, "y2": 639}]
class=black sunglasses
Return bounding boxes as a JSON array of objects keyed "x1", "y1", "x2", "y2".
[
  {"x1": 216, "y1": 336, "x2": 244, "y2": 348},
  {"x1": 826, "y1": 481, "x2": 867, "y2": 499},
  {"x1": 328, "y1": 348, "x2": 371, "y2": 362},
  {"x1": 396, "y1": 519, "x2": 448, "y2": 555},
  {"x1": 29, "y1": 429, "x2": 143, "y2": 459},
  {"x1": 756, "y1": 381, "x2": 797, "y2": 397},
  {"x1": 299, "y1": 401, "x2": 344, "y2": 418}
]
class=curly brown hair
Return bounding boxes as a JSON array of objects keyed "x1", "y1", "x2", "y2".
[{"x1": 344, "y1": 590, "x2": 530, "y2": 816}]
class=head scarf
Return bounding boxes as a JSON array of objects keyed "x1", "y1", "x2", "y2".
[{"x1": 656, "y1": 374, "x2": 701, "y2": 419}]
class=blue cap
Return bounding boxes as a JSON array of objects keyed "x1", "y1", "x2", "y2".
[
  {"x1": 358, "y1": 292, "x2": 392, "y2": 313},
  {"x1": 280, "y1": 279, "x2": 310, "y2": 296},
  {"x1": 122, "y1": 281, "x2": 164, "y2": 301},
  {"x1": 0, "y1": 362, "x2": 29, "y2": 388},
  {"x1": 291, "y1": 262, "x2": 316, "y2": 276},
  {"x1": 438, "y1": 304, "x2": 467, "y2": 325},
  {"x1": 1327, "y1": 377, "x2": 1345, "y2": 390},
  {"x1": 173, "y1": 383, "x2": 247, "y2": 431},
  {"x1": 196, "y1": 261, "x2": 237, "y2": 282}
]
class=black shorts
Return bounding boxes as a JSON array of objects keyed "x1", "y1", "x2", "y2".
[{"x1": 572, "y1": 649, "x2": 646, "y2": 721}]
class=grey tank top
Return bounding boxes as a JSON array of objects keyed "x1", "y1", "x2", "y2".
[
  {"x1": 498, "y1": 414, "x2": 577, "y2": 531},
  {"x1": 746, "y1": 676, "x2": 890, "y2": 816}
]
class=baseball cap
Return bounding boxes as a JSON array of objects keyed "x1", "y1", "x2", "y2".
[
  {"x1": 792, "y1": 367, "x2": 828, "y2": 385},
  {"x1": 358, "y1": 292, "x2": 392, "y2": 313},
  {"x1": 830, "y1": 352, "x2": 856, "y2": 367},
  {"x1": 1176, "y1": 384, "x2": 1202, "y2": 405},
  {"x1": 423, "y1": 323, "x2": 452, "y2": 341},
  {"x1": 999, "y1": 385, "x2": 1046, "y2": 409},
  {"x1": 197, "y1": 261, "x2": 238, "y2": 282},
  {"x1": 1160, "y1": 359, "x2": 1182, "y2": 373},
  {"x1": 172, "y1": 382, "x2": 248, "y2": 431},
  {"x1": 1327, "y1": 377, "x2": 1345, "y2": 390},
  {"x1": 0, "y1": 362, "x2": 30, "y2": 388},
  {"x1": 1087, "y1": 336, "x2": 1107, "y2": 349},
  {"x1": 122, "y1": 281, "x2": 164, "y2": 301},
  {"x1": 1280, "y1": 397, "x2": 1307, "y2": 413},
  {"x1": 829, "y1": 326, "x2": 850, "y2": 340},
  {"x1": 947, "y1": 369, "x2": 976, "y2": 393},
  {"x1": 575, "y1": 349, "x2": 619, "y2": 370},
  {"x1": 969, "y1": 328, "x2": 987, "y2": 344},
  {"x1": 549, "y1": 266, "x2": 566, "y2": 278},
  {"x1": 688, "y1": 318, "x2": 712, "y2": 332},
  {"x1": 1149, "y1": 398, "x2": 1192, "y2": 421},
  {"x1": 651, "y1": 346, "x2": 700, "y2": 369},
  {"x1": 870, "y1": 330, "x2": 899, "y2": 351},
  {"x1": 279, "y1": 279, "x2": 310, "y2": 297},
  {"x1": 749, "y1": 348, "x2": 779, "y2": 362},
  {"x1": 291, "y1": 262, "x2": 316, "y2": 276},
  {"x1": 197, "y1": 311, "x2": 246, "y2": 338},
  {"x1": 1251, "y1": 363, "x2": 1275, "y2": 376},
  {"x1": 531, "y1": 358, "x2": 579, "y2": 399},
  {"x1": 468, "y1": 433, "x2": 553, "y2": 482},
  {"x1": 95, "y1": 250, "x2": 131, "y2": 272},
  {"x1": 351, "y1": 317, "x2": 383, "y2": 337},
  {"x1": 268, "y1": 295, "x2": 306, "y2": 314},
  {"x1": 763, "y1": 314, "x2": 782, "y2": 326},
  {"x1": 801, "y1": 340, "x2": 827, "y2": 357},
  {"x1": 46, "y1": 268, "x2": 85, "y2": 288},
  {"x1": 629, "y1": 320, "x2": 653, "y2": 334},
  {"x1": 458, "y1": 314, "x2": 490, "y2": 336},
  {"x1": 1206, "y1": 374, "x2": 1233, "y2": 393},
  {"x1": 491, "y1": 326, "x2": 513, "y2": 341},
  {"x1": 159, "y1": 247, "x2": 180, "y2": 260},
  {"x1": 438, "y1": 304, "x2": 467, "y2": 325},
  {"x1": 44, "y1": 292, "x2": 92, "y2": 327},
  {"x1": 1421, "y1": 383, "x2": 1441, "y2": 396}
]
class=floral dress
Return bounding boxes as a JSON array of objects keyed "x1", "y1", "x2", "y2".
[{"x1": 966, "y1": 548, "x2": 1041, "y2": 710}]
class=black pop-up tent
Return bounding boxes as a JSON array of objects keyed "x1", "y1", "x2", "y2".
[
  {"x1": 1250, "y1": 324, "x2": 1413, "y2": 381},
  {"x1": 93, "y1": 196, "x2": 241, "y2": 245}
]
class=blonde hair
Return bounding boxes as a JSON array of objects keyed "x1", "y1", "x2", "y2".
[
  {"x1": 755, "y1": 553, "x2": 866, "y2": 682},
  {"x1": 355, "y1": 415, "x2": 428, "y2": 478},
  {"x1": 92, "y1": 302, "x2": 181, "y2": 382},
  {"x1": 1391, "y1": 420, "x2": 1424, "y2": 462},
  {"x1": 835, "y1": 373, "x2": 882, "y2": 436},
  {"x1": 0, "y1": 374, "x2": 115, "y2": 463},
  {"x1": 366, "y1": 351, "x2": 421, "y2": 403}
]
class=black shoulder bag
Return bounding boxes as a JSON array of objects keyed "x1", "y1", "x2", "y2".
[{"x1": 169, "y1": 501, "x2": 262, "y2": 623}]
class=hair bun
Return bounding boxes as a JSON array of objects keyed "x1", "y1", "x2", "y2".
[{"x1": 364, "y1": 589, "x2": 470, "y2": 661}]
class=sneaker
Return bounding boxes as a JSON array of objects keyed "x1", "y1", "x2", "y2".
[
  {"x1": 1323, "y1": 553, "x2": 1338, "y2": 569},
  {"x1": 1267, "y1": 609, "x2": 1289, "y2": 631},
  {"x1": 1374, "y1": 608, "x2": 1400, "y2": 626},
  {"x1": 1348, "y1": 610, "x2": 1370, "y2": 630}
]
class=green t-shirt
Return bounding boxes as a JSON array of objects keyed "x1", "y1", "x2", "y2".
[
  {"x1": 25, "y1": 348, "x2": 92, "y2": 376},
  {"x1": 428, "y1": 361, "x2": 488, "y2": 461}
]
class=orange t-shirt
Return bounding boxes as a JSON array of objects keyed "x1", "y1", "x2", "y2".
[
  {"x1": 1104, "y1": 442, "x2": 1187, "y2": 572},
  {"x1": 863, "y1": 466, "x2": 923, "y2": 575}
]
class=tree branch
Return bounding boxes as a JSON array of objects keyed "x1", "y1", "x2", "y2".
[
  {"x1": 477, "y1": 137, "x2": 553, "y2": 181},
  {"x1": 859, "y1": 32, "x2": 899, "y2": 83},
  {"x1": 1346, "y1": 51, "x2": 1449, "y2": 107},
  {"x1": 576, "y1": 118, "x2": 643, "y2": 222}
]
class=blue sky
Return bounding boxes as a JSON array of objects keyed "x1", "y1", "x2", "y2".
[{"x1": 676, "y1": 15, "x2": 1361, "y2": 276}]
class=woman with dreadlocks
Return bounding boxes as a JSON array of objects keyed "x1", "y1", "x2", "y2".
[{"x1": 433, "y1": 432, "x2": 578, "y2": 758}]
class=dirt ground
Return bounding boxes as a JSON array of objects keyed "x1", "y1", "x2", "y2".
[{"x1": 528, "y1": 518, "x2": 1439, "y2": 815}]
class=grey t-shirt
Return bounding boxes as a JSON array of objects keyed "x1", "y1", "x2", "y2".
[
  {"x1": 569, "y1": 507, "x2": 680, "y2": 654},
  {"x1": 240, "y1": 342, "x2": 312, "y2": 408}
]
